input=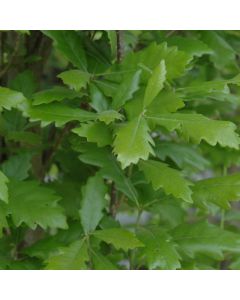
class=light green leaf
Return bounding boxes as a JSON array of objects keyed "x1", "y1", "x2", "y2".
[
  {"x1": 171, "y1": 222, "x2": 240, "y2": 259},
  {"x1": 139, "y1": 160, "x2": 192, "y2": 203},
  {"x1": 32, "y1": 86, "x2": 82, "y2": 105},
  {"x1": 73, "y1": 122, "x2": 112, "y2": 147},
  {"x1": 113, "y1": 116, "x2": 154, "y2": 169},
  {"x1": 8, "y1": 181, "x2": 67, "y2": 230},
  {"x1": 193, "y1": 173, "x2": 240, "y2": 209},
  {"x1": 0, "y1": 171, "x2": 9, "y2": 203},
  {"x1": 0, "y1": 87, "x2": 27, "y2": 112},
  {"x1": 122, "y1": 42, "x2": 191, "y2": 81},
  {"x1": 98, "y1": 110, "x2": 123, "y2": 124},
  {"x1": 146, "y1": 112, "x2": 240, "y2": 149},
  {"x1": 58, "y1": 70, "x2": 90, "y2": 91},
  {"x1": 137, "y1": 227, "x2": 181, "y2": 270},
  {"x1": 112, "y1": 69, "x2": 142, "y2": 109},
  {"x1": 45, "y1": 239, "x2": 89, "y2": 270},
  {"x1": 147, "y1": 91, "x2": 185, "y2": 114},
  {"x1": 93, "y1": 228, "x2": 144, "y2": 250},
  {"x1": 80, "y1": 173, "x2": 107, "y2": 234},
  {"x1": 28, "y1": 103, "x2": 96, "y2": 127},
  {"x1": 167, "y1": 36, "x2": 213, "y2": 57},
  {"x1": 143, "y1": 60, "x2": 166, "y2": 108}
]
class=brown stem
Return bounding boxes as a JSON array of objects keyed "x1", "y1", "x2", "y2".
[
  {"x1": 116, "y1": 30, "x2": 124, "y2": 63},
  {"x1": 109, "y1": 182, "x2": 118, "y2": 217},
  {"x1": 41, "y1": 122, "x2": 76, "y2": 179},
  {"x1": 0, "y1": 33, "x2": 21, "y2": 79}
]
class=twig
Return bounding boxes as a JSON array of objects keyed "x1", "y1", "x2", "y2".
[
  {"x1": 0, "y1": 33, "x2": 21, "y2": 79},
  {"x1": 116, "y1": 30, "x2": 124, "y2": 63}
]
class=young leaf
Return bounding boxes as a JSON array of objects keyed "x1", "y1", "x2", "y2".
[
  {"x1": 146, "y1": 112, "x2": 240, "y2": 149},
  {"x1": 29, "y1": 103, "x2": 96, "y2": 127},
  {"x1": 73, "y1": 122, "x2": 112, "y2": 147},
  {"x1": 139, "y1": 160, "x2": 192, "y2": 203},
  {"x1": 113, "y1": 116, "x2": 154, "y2": 169},
  {"x1": 112, "y1": 69, "x2": 142, "y2": 109},
  {"x1": 137, "y1": 227, "x2": 181, "y2": 270},
  {"x1": 193, "y1": 173, "x2": 240, "y2": 209},
  {"x1": 98, "y1": 110, "x2": 123, "y2": 124},
  {"x1": 8, "y1": 181, "x2": 67, "y2": 230},
  {"x1": 58, "y1": 70, "x2": 90, "y2": 91},
  {"x1": 80, "y1": 173, "x2": 107, "y2": 234},
  {"x1": 93, "y1": 228, "x2": 144, "y2": 250},
  {"x1": 0, "y1": 87, "x2": 27, "y2": 111},
  {"x1": 143, "y1": 60, "x2": 166, "y2": 108},
  {"x1": 0, "y1": 171, "x2": 9, "y2": 203},
  {"x1": 45, "y1": 239, "x2": 89, "y2": 270}
]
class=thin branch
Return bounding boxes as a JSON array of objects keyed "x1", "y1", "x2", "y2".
[
  {"x1": 0, "y1": 33, "x2": 21, "y2": 79},
  {"x1": 116, "y1": 30, "x2": 124, "y2": 63}
]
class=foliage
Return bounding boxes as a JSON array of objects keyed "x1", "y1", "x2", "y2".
[{"x1": 1, "y1": 30, "x2": 240, "y2": 270}]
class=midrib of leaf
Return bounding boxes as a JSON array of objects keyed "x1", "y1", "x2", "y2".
[{"x1": 129, "y1": 115, "x2": 143, "y2": 149}]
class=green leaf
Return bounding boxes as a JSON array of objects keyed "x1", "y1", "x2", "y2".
[
  {"x1": 80, "y1": 173, "x2": 107, "y2": 234},
  {"x1": 193, "y1": 173, "x2": 240, "y2": 209},
  {"x1": 167, "y1": 36, "x2": 213, "y2": 57},
  {"x1": 43, "y1": 31, "x2": 87, "y2": 70},
  {"x1": 143, "y1": 60, "x2": 166, "y2": 108},
  {"x1": 98, "y1": 110, "x2": 123, "y2": 124},
  {"x1": 45, "y1": 239, "x2": 89, "y2": 270},
  {"x1": 58, "y1": 70, "x2": 90, "y2": 91},
  {"x1": 113, "y1": 116, "x2": 154, "y2": 168},
  {"x1": 155, "y1": 142, "x2": 210, "y2": 171},
  {"x1": 171, "y1": 222, "x2": 240, "y2": 259},
  {"x1": 93, "y1": 228, "x2": 144, "y2": 250},
  {"x1": 8, "y1": 181, "x2": 67, "y2": 230},
  {"x1": 0, "y1": 87, "x2": 27, "y2": 112},
  {"x1": 28, "y1": 103, "x2": 96, "y2": 127},
  {"x1": 137, "y1": 227, "x2": 181, "y2": 270},
  {"x1": 1, "y1": 152, "x2": 32, "y2": 181},
  {"x1": 122, "y1": 42, "x2": 191, "y2": 81},
  {"x1": 200, "y1": 31, "x2": 237, "y2": 70},
  {"x1": 139, "y1": 160, "x2": 192, "y2": 203},
  {"x1": 0, "y1": 171, "x2": 9, "y2": 203},
  {"x1": 91, "y1": 249, "x2": 117, "y2": 270},
  {"x1": 73, "y1": 122, "x2": 112, "y2": 147},
  {"x1": 32, "y1": 86, "x2": 82, "y2": 105},
  {"x1": 147, "y1": 90, "x2": 185, "y2": 114},
  {"x1": 146, "y1": 112, "x2": 240, "y2": 149},
  {"x1": 76, "y1": 143, "x2": 138, "y2": 202},
  {"x1": 112, "y1": 69, "x2": 142, "y2": 109}
]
